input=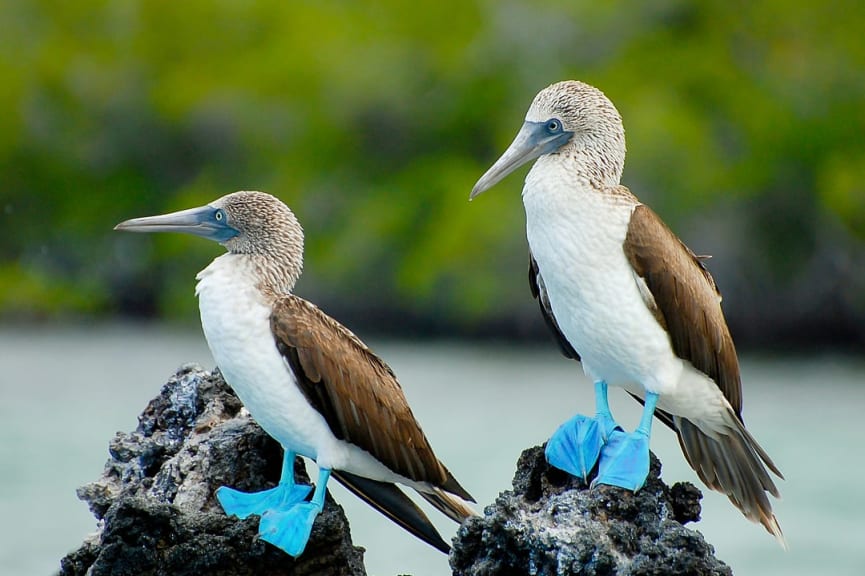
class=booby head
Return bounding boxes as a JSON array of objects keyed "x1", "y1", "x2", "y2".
[
  {"x1": 471, "y1": 80, "x2": 626, "y2": 198},
  {"x1": 116, "y1": 191, "x2": 304, "y2": 293}
]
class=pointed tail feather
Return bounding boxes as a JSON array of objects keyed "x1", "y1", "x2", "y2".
[
  {"x1": 439, "y1": 465, "x2": 476, "y2": 503},
  {"x1": 331, "y1": 471, "x2": 451, "y2": 553},
  {"x1": 417, "y1": 487, "x2": 477, "y2": 524},
  {"x1": 675, "y1": 415, "x2": 786, "y2": 548}
]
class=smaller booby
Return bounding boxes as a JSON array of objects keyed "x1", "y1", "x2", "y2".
[
  {"x1": 116, "y1": 191, "x2": 474, "y2": 556},
  {"x1": 470, "y1": 81, "x2": 784, "y2": 545}
]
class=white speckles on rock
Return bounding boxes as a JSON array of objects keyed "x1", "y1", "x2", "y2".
[
  {"x1": 62, "y1": 364, "x2": 366, "y2": 576},
  {"x1": 450, "y1": 446, "x2": 730, "y2": 576}
]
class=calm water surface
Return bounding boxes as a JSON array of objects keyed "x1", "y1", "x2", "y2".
[{"x1": 0, "y1": 325, "x2": 862, "y2": 575}]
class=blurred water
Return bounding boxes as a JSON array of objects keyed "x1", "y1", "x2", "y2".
[{"x1": 0, "y1": 325, "x2": 862, "y2": 576}]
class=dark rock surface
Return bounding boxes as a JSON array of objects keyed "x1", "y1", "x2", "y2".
[
  {"x1": 60, "y1": 363, "x2": 731, "y2": 576},
  {"x1": 450, "y1": 445, "x2": 732, "y2": 576},
  {"x1": 59, "y1": 364, "x2": 366, "y2": 576}
]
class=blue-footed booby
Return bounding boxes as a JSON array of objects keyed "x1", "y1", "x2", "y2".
[
  {"x1": 115, "y1": 191, "x2": 475, "y2": 556},
  {"x1": 470, "y1": 81, "x2": 784, "y2": 545}
]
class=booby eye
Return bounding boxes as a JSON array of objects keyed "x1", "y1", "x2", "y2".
[
  {"x1": 546, "y1": 119, "x2": 562, "y2": 133},
  {"x1": 214, "y1": 209, "x2": 225, "y2": 222}
]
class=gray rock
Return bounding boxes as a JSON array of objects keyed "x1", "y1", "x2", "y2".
[
  {"x1": 59, "y1": 363, "x2": 731, "y2": 576},
  {"x1": 60, "y1": 364, "x2": 366, "y2": 576},
  {"x1": 450, "y1": 445, "x2": 732, "y2": 576}
]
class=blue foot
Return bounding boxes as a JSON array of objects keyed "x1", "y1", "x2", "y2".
[
  {"x1": 546, "y1": 414, "x2": 618, "y2": 478},
  {"x1": 260, "y1": 501, "x2": 322, "y2": 556},
  {"x1": 594, "y1": 391, "x2": 659, "y2": 492},
  {"x1": 216, "y1": 450, "x2": 311, "y2": 519},
  {"x1": 259, "y1": 467, "x2": 332, "y2": 557},
  {"x1": 545, "y1": 381, "x2": 622, "y2": 479},
  {"x1": 595, "y1": 429, "x2": 650, "y2": 490},
  {"x1": 217, "y1": 483, "x2": 311, "y2": 519}
]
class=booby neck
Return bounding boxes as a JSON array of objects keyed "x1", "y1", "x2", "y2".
[{"x1": 196, "y1": 251, "x2": 296, "y2": 305}]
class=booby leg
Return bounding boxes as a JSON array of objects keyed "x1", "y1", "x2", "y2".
[
  {"x1": 595, "y1": 392, "x2": 659, "y2": 491},
  {"x1": 217, "y1": 450, "x2": 312, "y2": 519},
  {"x1": 545, "y1": 381, "x2": 623, "y2": 479},
  {"x1": 259, "y1": 467, "x2": 331, "y2": 557}
]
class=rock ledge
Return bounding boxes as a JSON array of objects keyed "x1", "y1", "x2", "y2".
[
  {"x1": 450, "y1": 445, "x2": 732, "y2": 576},
  {"x1": 59, "y1": 364, "x2": 366, "y2": 576},
  {"x1": 60, "y1": 364, "x2": 731, "y2": 576}
]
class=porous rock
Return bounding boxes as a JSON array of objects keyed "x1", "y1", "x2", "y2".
[
  {"x1": 59, "y1": 364, "x2": 366, "y2": 576},
  {"x1": 450, "y1": 445, "x2": 732, "y2": 576},
  {"x1": 58, "y1": 363, "x2": 732, "y2": 576}
]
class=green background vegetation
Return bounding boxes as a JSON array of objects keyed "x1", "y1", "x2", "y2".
[{"x1": 2, "y1": 0, "x2": 863, "y2": 348}]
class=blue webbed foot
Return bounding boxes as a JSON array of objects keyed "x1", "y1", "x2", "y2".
[
  {"x1": 594, "y1": 429, "x2": 651, "y2": 491},
  {"x1": 216, "y1": 451, "x2": 334, "y2": 557},
  {"x1": 545, "y1": 413, "x2": 621, "y2": 479},
  {"x1": 545, "y1": 381, "x2": 622, "y2": 479},
  {"x1": 258, "y1": 467, "x2": 332, "y2": 557},
  {"x1": 259, "y1": 501, "x2": 322, "y2": 557},
  {"x1": 216, "y1": 450, "x2": 311, "y2": 519},
  {"x1": 594, "y1": 391, "x2": 660, "y2": 492},
  {"x1": 216, "y1": 482, "x2": 311, "y2": 519}
]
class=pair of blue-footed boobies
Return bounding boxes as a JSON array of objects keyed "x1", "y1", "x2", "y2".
[
  {"x1": 471, "y1": 80, "x2": 784, "y2": 545},
  {"x1": 115, "y1": 191, "x2": 475, "y2": 556},
  {"x1": 115, "y1": 79, "x2": 784, "y2": 557}
]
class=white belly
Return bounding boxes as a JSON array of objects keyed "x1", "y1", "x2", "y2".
[{"x1": 523, "y1": 163, "x2": 683, "y2": 395}]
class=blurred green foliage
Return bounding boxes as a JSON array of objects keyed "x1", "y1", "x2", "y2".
[{"x1": 1, "y1": 0, "x2": 863, "y2": 342}]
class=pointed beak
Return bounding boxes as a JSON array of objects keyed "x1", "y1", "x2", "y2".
[
  {"x1": 115, "y1": 205, "x2": 238, "y2": 243},
  {"x1": 470, "y1": 121, "x2": 573, "y2": 200}
]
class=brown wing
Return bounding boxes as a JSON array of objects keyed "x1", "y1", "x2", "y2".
[
  {"x1": 529, "y1": 251, "x2": 580, "y2": 361},
  {"x1": 625, "y1": 202, "x2": 784, "y2": 543},
  {"x1": 270, "y1": 295, "x2": 472, "y2": 501},
  {"x1": 623, "y1": 203, "x2": 742, "y2": 416}
]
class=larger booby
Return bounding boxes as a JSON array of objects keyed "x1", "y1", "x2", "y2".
[
  {"x1": 470, "y1": 81, "x2": 784, "y2": 544},
  {"x1": 115, "y1": 191, "x2": 474, "y2": 556}
]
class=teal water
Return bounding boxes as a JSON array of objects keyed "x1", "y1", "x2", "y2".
[{"x1": 1, "y1": 326, "x2": 862, "y2": 575}]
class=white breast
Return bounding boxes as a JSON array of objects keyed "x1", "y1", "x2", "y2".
[
  {"x1": 195, "y1": 254, "x2": 334, "y2": 458},
  {"x1": 522, "y1": 158, "x2": 683, "y2": 395},
  {"x1": 194, "y1": 254, "x2": 421, "y2": 484}
]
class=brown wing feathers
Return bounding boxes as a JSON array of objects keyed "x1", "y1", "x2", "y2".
[
  {"x1": 270, "y1": 295, "x2": 472, "y2": 503},
  {"x1": 624, "y1": 203, "x2": 742, "y2": 416},
  {"x1": 623, "y1": 202, "x2": 784, "y2": 543}
]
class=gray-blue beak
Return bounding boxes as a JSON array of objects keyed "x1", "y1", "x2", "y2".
[
  {"x1": 470, "y1": 120, "x2": 573, "y2": 200},
  {"x1": 115, "y1": 205, "x2": 238, "y2": 243}
]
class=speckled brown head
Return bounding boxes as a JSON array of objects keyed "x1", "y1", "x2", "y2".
[
  {"x1": 471, "y1": 80, "x2": 627, "y2": 197},
  {"x1": 115, "y1": 190, "x2": 304, "y2": 293},
  {"x1": 212, "y1": 191, "x2": 304, "y2": 260}
]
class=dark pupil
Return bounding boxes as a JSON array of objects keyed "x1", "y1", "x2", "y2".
[
  {"x1": 216, "y1": 211, "x2": 222, "y2": 220},
  {"x1": 548, "y1": 121, "x2": 558, "y2": 131}
]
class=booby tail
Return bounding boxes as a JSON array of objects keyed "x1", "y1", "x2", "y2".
[
  {"x1": 417, "y1": 487, "x2": 477, "y2": 524},
  {"x1": 641, "y1": 401, "x2": 785, "y2": 547},
  {"x1": 332, "y1": 471, "x2": 456, "y2": 553},
  {"x1": 675, "y1": 414, "x2": 784, "y2": 546}
]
